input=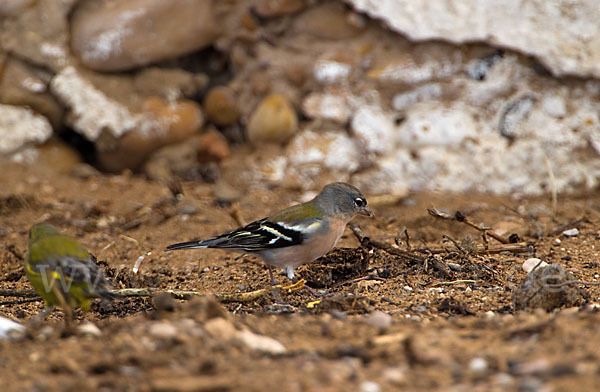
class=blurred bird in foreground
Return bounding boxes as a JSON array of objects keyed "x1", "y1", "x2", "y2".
[
  {"x1": 167, "y1": 182, "x2": 374, "y2": 289},
  {"x1": 25, "y1": 223, "x2": 120, "y2": 325}
]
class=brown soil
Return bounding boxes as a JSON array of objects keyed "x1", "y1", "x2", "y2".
[{"x1": 1, "y1": 162, "x2": 600, "y2": 391}]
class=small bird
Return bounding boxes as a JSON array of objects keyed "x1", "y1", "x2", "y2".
[
  {"x1": 25, "y1": 223, "x2": 119, "y2": 325},
  {"x1": 167, "y1": 182, "x2": 374, "y2": 285}
]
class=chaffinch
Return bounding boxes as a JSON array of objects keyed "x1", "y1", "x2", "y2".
[
  {"x1": 167, "y1": 182, "x2": 374, "y2": 283},
  {"x1": 26, "y1": 223, "x2": 119, "y2": 324}
]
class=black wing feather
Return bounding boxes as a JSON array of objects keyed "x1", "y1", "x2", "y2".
[{"x1": 201, "y1": 218, "x2": 304, "y2": 251}]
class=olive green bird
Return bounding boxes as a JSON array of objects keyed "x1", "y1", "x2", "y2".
[{"x1": 25, "y1": 223, "x2": 119, "y2": 324}]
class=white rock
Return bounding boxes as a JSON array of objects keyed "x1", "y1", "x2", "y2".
[
  {"x1": 302, "y1": 92, "x2": 351, "y2": 124},
  {"x1": 382, "y1": 366, "x2": 407, "y2": 385},
  {"x1": 562, "y1": 228, "x2": 579, "y2": 237},
  {"x1": 360, "y1": 381, "x2": 381, "y2": 392},
  {"x1": 77, "y1": 321, "x2": 102, "y2": 336},
  {"x1": 351, "y1": 106, "x2": 397, "y2": 155},
  {"x1": 469, "y1": 357, "x2": 488, "y2": 372},
  {"x1": 0, "y1": 104, "x2": 53, "y2": 154},
  {"x1": 392, "y1": 84, "x2": 443, "y2": 111},
  {"x1": 287, "y1": 130, "x2": 361, "y2": 172},
  {"x1": 397, "y1": 104, "x2": 477, "y2": 147},
  {"x1": 50, "y1": 66, "x2": 161, "y2": 141},
  {"x1": 482, "y1": 311, "x2": 496, "y2": 319},
  {"x1": 148, "y1": 322, "x2": 178, "y2": 339},
  {"x1": 260, "y1": 156, "x2": 288, "y2": 183},
  {"x1": 236, "y1": 329, "x2": 286, "y2": 355},
  {"x1": 364, "y1": 311, "x2": 393, "y2": 330},
  {"x1": 542, "y1": 94, "x2": 567, "y2": 118},
  {"x1": 314, "y1": 60, "x2": 351, "y2": 84},
  {"x1": 0, "y1": 316, "x2": 24, "y2": 340},
  {"x1": 522, "y1": 258, "x2": 548, "y2": 273},
  {"x1": 347, "y1": 0, "x2": 600, "y2": 78}
]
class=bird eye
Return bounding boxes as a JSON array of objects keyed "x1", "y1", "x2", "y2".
[{"x1": 354, "y1": 197, "x2": 366, "y2": 207}]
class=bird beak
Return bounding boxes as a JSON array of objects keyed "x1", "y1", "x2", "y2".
[{"x1": 358, "y1": 205, "x2": 374, "y2": 217}]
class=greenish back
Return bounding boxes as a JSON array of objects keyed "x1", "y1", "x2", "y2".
[{"x1": 28, "y1": 223, "x2": 89, "y2": 264}]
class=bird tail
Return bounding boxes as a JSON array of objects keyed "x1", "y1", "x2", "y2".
[{"x1": 166, "y1": 240, "x2": 210, "y2": 251}]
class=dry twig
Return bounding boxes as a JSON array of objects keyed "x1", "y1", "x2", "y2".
[
  {"x1": 548, "y1": 217, "x2": 589, "y2": 236},
  {"x1": 416, "y1": 242, "x2": 532, "y2": 255},
  {"x1": 428, "y1": 208, "x2": 511, "y2": 244},
  {"x1": 349, "y1": 225, "x2": 425, "y2": 263}
]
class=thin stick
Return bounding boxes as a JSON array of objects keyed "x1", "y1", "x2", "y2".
[
  {"x1": 349, "y1": 225, "x2": 425, "y2": 263},
  {"x1": 415, "y1": 242, "x2": 532, "y2": 255},
  {"x1": 0, "y1": 298, "x2": 40, "y2": 306},
  {"x1": 0, "y1": 289, "x2": 39, "y2": 297},
  {"x1": 429, "y1": 279, "x2": 477, "y2": 287},
  {"x1": 548, "y1": 217, "x2": 589, "y2": 236},
  {"x1": 428, "y1": 208, "x2": 511, "y2": 244}
]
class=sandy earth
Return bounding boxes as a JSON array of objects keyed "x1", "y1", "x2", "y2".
[{"x1": 1, "y1": 161, "x2": 599, "y2": 391}]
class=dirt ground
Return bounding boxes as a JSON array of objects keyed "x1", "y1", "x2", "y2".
[{"x1": 1, "y1": 161, "x2": 600, "y2": 392}]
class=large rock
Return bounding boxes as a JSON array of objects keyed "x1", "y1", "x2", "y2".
[
  {"x1": 0, "y1": 57, "x2": 64, "y2": 129},
  {"x1": 247, "y1": 94, "x2": 298, "y2": 145},
  {"x1": 347, "y1": 0, "x2": 600, "y2": 78},
  {"x1": 51, "y1": 66, "x2": 151, "y2": 142},
  {"x1": 97, "y1": 97, "x2": 204, "y2": 172},
  {"x1": 0, "y1": 0, "x2": 75, "y2": 70},
  {"x1": 71, "y1": 0, "x2": 220, "y2": 71}
]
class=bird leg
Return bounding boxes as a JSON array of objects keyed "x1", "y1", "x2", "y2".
[{"x1": 51, "y1": 283, "x2": 73, "y2": 329}]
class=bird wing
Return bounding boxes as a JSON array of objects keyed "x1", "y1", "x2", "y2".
[
  {"x1": 202, "y1": 217, "x2": 324, "y2": 251},
  {"x1": 29, "y1": 254, "x2": 115, "y2": 297}
]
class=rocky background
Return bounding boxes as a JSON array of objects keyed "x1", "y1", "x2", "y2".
[{"x1": 1, "y1": 0, "x2": 599, "y2": 196}]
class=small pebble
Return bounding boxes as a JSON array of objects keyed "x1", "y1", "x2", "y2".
[
  {"x1": 148, "y1": 322, "x2": 178, "y2": 339},
  {"x1": 522, "y1": 258, "x2": 548, "y2": 273},
  {"x1": 403, "y1": 286, "x2": 413, "y2": 291},
  {"x1": 446, "y1": 262, "x2": 462, "y2": 272},
  {"x1": 359, "y1": 381, "x2": 381, "y2": 392},
  {"x1": 77, "y1": 321, "x2": 102, "y2": 336},
  {"x1": 364, "y1": 311, "x2": 393, "y2": 330},
  {"x1": 414, "y1": 305, "x2": 427, "y2": 313},
  {"x1": 237, "y1": 330, "x2": 287, "y2": 355},
  {"x1": 0, "y1": 316, "x2": 24, "y2": 340},
  {"x1": 469, "y1": 357, "x2": 488, "y2": 372},
  {"x1": 562, "y1": 228, "x2": 579, "y2": 237},
  {"x1": 554, "y1": 238, "x2": 561, "y2": 244},
  {"x1": 382, "y1": 366, "x2": 407, "y2": 385},
  {"x1": 493, "y1": 372, "x2": 515, "y2": 388},
  {"x1": 482, "y1": 310, "x2": 496, "y2": 319}
]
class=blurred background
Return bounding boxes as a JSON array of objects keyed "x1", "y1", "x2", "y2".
[{"x1": 0, "y1": 0, "x2": 599, "y2": 196}]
